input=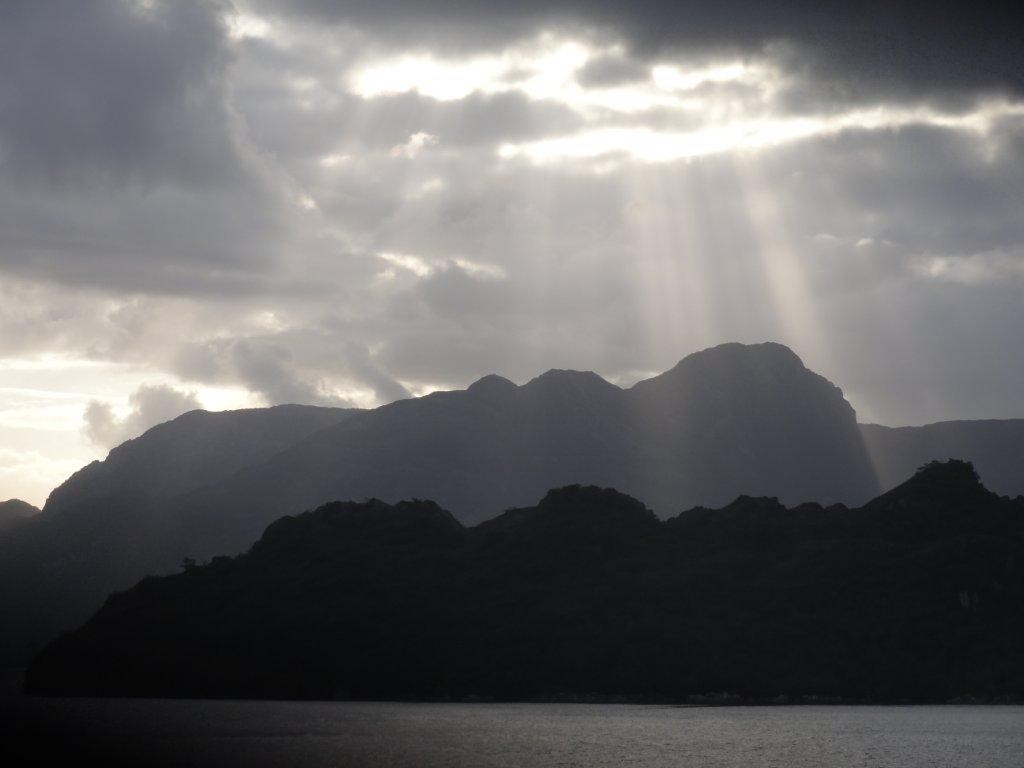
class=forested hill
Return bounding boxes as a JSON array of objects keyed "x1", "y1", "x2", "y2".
[{"x1": 27, "y1": 460, "x2": 1024, "y2": 703}]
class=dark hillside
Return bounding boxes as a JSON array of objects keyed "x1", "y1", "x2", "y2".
[{"x1": 27, "y1": 461, "x2": 1024, "y2": 703}]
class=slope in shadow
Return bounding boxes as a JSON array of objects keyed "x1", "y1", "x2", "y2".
[{"x1": 26, "y1": 460, "x2": 1024, "y2": 703}]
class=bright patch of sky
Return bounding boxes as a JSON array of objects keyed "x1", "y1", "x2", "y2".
[
  {"x1": 0, "y1": 358, "x2": 259, "y2": 505},
  {"x1": 350, "y1": 36, "x2": 766, "y2": 116},
  {"x1": 499, "y1": 102, "x2": 1024, "y2": 165}
]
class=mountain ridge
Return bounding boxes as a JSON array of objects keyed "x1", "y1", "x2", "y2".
[
  {"x1": 2, "y1": 341, "x2": 1023, "y2": 667},
  {"x1": 25, "y1": 460, "x2": 1024, "y2": 703}
]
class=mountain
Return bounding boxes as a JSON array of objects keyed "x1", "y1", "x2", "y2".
[
  {"x1": 861, "y1": 420, "x2": 1024, "y2": 497},
  {"x1": 0, "y1": 405, "x2": 354, "y2": 661},
  {"x1": 0, "y1": 499, "x2": 38, "y2": 534},
  {"x1": 26, "y1": 461, "x2": 1024, "y2": 703},
  {"x1": 5, "y1": 341, "x2": 1024, "y2": 666},
  {"x1": 43, "y1": 403, "x2": 356, "y2": 518},
  {"x1": 166, "y1": 342, "x2": 877, "y2": 562}
]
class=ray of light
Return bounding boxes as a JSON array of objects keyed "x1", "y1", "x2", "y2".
[
  {"x1": 731, "y1": 155, "x2": 836, "y2": 382},
  {"x1": 499, "y1": 101, "x2": 1024, "y2": 166},
  {"x1": 622, "y1": 164, "x2": 719, "y2": 364},
  {"x1": 349, "y1": 34, "x2": 758, "y2": 116}
]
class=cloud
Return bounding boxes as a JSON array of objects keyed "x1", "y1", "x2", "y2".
[
  {"x1": 225, "y1": 339, "x2": 345, "y2": 406},
  {"x1": 390, "y1": 131, "x2": 438, "y2": 158},
  {"x1": 173, "y1": 333, "x2": 411, "y2": 408},
  {"x1": 498, "y1": 102, "x2": 1024, "y2": 166},
  {"x1": 576, "y1": 50, "x2": 649, "y2": 87},
  {"x1": 910, "y1": 249, "x2": 1024, "y2": 285},
  {"x1": 0, "y1": 0, "x2": 311, "y2": 298},
  {"x1": 251, "y1": 0, "x2": 1024, "y2": 103},
  {"x1": 1, "y1": 0, "x2": 1024, "y2": 487},
  {"x1": 0, "y1": 0, "x2": 239, "y2": 188},
  {"x1": 83, "y1": 384, "x2": 202, "y2": 449},
  {"x1": 0, "y1": 448, "x2": 85, "y2": 507}
]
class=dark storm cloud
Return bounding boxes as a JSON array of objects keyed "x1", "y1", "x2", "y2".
[
  {"x1": 254, "y1": 0, "x2": 1024, "y2": 102},
  {"x1": 0, "y1": 0, "x2": 307, "y2": 296},
  {"x1": 0, "y1": 182, "x2": 304, "y2": 295},
  {"x1": 0, "y1": 0, "x2": 239, "y2": 188}
]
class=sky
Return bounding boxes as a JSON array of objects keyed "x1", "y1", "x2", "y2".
[{"x1": 1, "y1": 0, "x2": 1023, "y2": 506}]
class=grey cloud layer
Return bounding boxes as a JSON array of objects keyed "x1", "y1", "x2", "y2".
[
  {"x1": 0, "y1": 0, "x2": 1022, "y2": 437},
  {"x1": 0, "y1": 0, "x2": 236, "y2": 187},
  {"x1": 0, "y1": 0, "x2": 335, "y2": 303},
  {"x1": 84, "y1": 384, "x2": 202, "y2": 448},
  {"x1": 252, "y1": 0, "x2": 1024, "y2": 102}
]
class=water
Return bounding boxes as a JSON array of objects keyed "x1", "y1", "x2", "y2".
[{"x1": 6, "y1": 698, "x2": 1024, "y2": 767}]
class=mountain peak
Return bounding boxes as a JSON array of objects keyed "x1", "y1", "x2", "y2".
[
  {"x1": 535, "y1": 484, "x2": 657, "y2": 526},
  {"x1": 467, "y1": 373, "x2": 517, "y2": 397},
  {"x1": 906, "y1": 459, "x2": 984, "y2": 492},
  {"x1": 862, "y1": 459, "x2": 998, "y2": 523},
  {"x1": 0, "y1": 498, "x2": 40, "y2": 532},
  {"x1": 479, "y1": 485, "x2": 658, "y2": 539},
  {"x1": 670, "y1": 341, "x2": 805, "y2": 374},
  {"x1": 254, "y1": 497, "x2": 464, "y2": 555},
  {"x1": 0, "y1": 498, "x2": 39, "y2": 516},
  {"x1": 524, "y1": 368, "x2": 619, "y2": 392},
  {"x1": 538, "y1": 484, "x2": 650, "y2": 511},
  {"x1": 628, "y1": 342, "x2": 809, "y2": 397}
]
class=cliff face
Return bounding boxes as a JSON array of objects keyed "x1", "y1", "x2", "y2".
[
  {"x1": 625, "y1": 342, "x2": 876, "y2": 510},
  {"x1": 26, "y1": 461, "x2": 1024, "y2": 703}
]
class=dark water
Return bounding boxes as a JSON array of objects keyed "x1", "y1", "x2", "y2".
[{"x1": 5, "y1": 697, "x2": 1024, "y2": 767}]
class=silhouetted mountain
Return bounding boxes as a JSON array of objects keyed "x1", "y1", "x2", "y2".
[
  {"x1": 0, "y1": 499, "x2": 38, "y2": 534},
  {"x1": 861, "y1": 419, "x2": 1024, "y2": 497},
  {"x1": 5, "y1": 342, "x2": 1024, "y2": 667},
  {"x1": 167, "y1": 342, "x2": 877, "y2": 562},
  {"x1": 0, "y1": 405, "x2": 354, "y2": 662},
  {"x1": 26, "y1": 461, "x2": 1024, "y2": 703},
  {"x1": 45, "y1": 404, "x2": 356, "y2": 518}
]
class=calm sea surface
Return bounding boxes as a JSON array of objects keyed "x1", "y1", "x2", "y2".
[{"x1": 7, "y1": 698, "x2": 1024, "y2": 767}]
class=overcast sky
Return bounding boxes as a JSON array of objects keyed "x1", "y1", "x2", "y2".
[{"x1": 2, "y1": 0, "x2": 1023, "y2": 505}]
